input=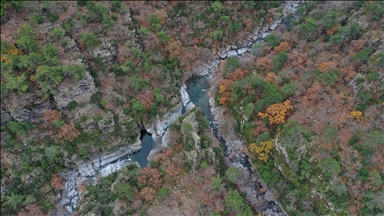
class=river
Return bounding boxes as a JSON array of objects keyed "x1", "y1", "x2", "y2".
[{"x1": 56, "y1": 1, "x2": 302, "y2": 215}]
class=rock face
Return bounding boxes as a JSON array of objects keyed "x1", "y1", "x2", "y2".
[
  {"x1": 89, "y1": 40, "x2": 117, "y2": 66},
  {"x1": 147, "y1": 97, "x2": 183, "y2": 142},
  {"x1": 97, "y1": 111, "x2": 115, "y2": 134},
  {"x1": 54, "y1": 69, "x2": 97, "y2": 108},
  {"x1": 60, "y1": 139, "x2": 142, "y2": 215},
  {"x1": 7, "y1": 93, "x2": 53, "y2": 123}
]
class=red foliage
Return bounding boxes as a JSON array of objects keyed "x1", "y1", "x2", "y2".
[
  {"x1": 17, "y1": 204, "x2": 46, "y2": 216},
  {"x1": 50, "y1": 174, "x2": 63, "y2": 190},
  {"x1": 138, "y1": 168, "x2": 162, "y2": 189},
  {"x1": 255, "y1": 56, "x2": 273, "y2": 72},
  {"x1": 58, "y1": 122, "x2": 80, "y2": 142}
]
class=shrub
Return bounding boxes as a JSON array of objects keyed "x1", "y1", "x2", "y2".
[
  {"x1": 321, "y1": 10, "x2": 339, "y2": 30},
  {"x1": 157, "y1": 187, "x2": 170, "y2": 198},
  {"x1": 365, "y1": 2, "x2": 384, "y2": 21},
  {"x1": 7, "y1": 121, "x2": 34, "y2": 137},
  {"x1": 212, "y1": 29, "x2": 224, "y2": 41},
  {"x1": 225, "y1": 167, "x2": 240, "y2": 183},
  {"x1": 80, "y1": 33, "x2": 100, "y2": 49},
  {"x1": 51, "y1": 27, "x2": 65, "y2": 41},
  {"x1": 224, "y1": 57, "x2": 240, "y2": 78},
  {"x1": 265, "y1": 33, "x2": 280, "y2": 48},
  {"x1": 68, "y1": 101, "x2": 78, "y2": 110}
]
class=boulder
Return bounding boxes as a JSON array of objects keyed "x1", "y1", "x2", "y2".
[
  {"x1": 7, "y1": 93, "x2": 52, "y2": 123},
  {"x1": 89, "y1": 40, "x2": 117, "y2": 66},
  {"x1": 54, "y1": 70, "x2": 97, "y2": 108},
  {"x1": 97, "y1": 111, "x2": 115, "y2": 134}
]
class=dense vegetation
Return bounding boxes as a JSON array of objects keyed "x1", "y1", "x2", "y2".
[{"x1": 1, "y1": 1, "x2": 383, "y2": 215}]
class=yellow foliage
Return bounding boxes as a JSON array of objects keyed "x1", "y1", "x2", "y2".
[
  {"x1": 0, "y1": 55, "x2": 10, "y2": 64},
  {"x1": 154, "y1": 9, "x2": 168, "y2": 25},
  {"x1": 7, "y1": 44, "x2": 23, "y2": 56},
  {"x1": 350, "y1": 110, "x2": 362, "y2": 121},
  {"x1": 258, "y1": 100, "x2": 293, "y2": 124},
  {"x1": 249, "y1": 139, "x2": 274, "y2": 162}
]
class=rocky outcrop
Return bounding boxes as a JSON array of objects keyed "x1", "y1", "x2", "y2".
[
  {"x1": 89, "y1": 39, "x2": 117, "y2": 66},
  {"x1": 59, "y1": 139, "x2": 141, "y2": 215},
  {"x1": 146, "y1": 96, "x2": 183, "y2": 142},
  {"x1": 53, "y1": 69, "x2": 97, "y2": 108},
  {"x1": 7, "y1": 93, "x2": 53, "y2": 123},
  {"x1": 180, "y1": 84, "x2": 195, "y2": 110},
  {"x1": 97, "y1": 111, "x2": 115, "y2": 134}
]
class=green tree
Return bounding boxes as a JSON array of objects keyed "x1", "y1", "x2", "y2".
[
  {"x1": 272, "y1": 51, "x2": 288, "y2": 72},
  {"x1": 315, "y1": 70, "x2": 339, "y2": 86},
  {"x1": 211, "y1": 1, "x2": 224, "y2": 14},
  {"x1": 224, "y1": 57, "x2": 240, "y2": 78},
  {"x1": 319, "y1": 158, "x2": 341, "y2": 179},
  {"x1": 2, "y1": 72, "x2": 28, "y2": 94},
  {"x1": 157, "y1": 187, "x2": 170, "y2": 198},
  {"x1": 114, "y1": 183, "x2": 134, "y2": 202},
  {"x1": 62, "y1": 63, "x2": 86, "y2": 81},
  {"x1": 265, "y1": 33, "x2": 280, "y2": 48},
  {"x1": 127, "y1": 76, "x2": 149, "y2": 93},
  {"x1": 32, "y1": 65, "x2": 64, "y2": 97},
  {"x1": 4, "y1": 193, "x2": 25, "y2": 209},
  {"x1": 157, "y1": 31, "x2": 170, "y2": 43},
  {"x1": 321, "y1": 10, "x2": 339, "y2": 30},
  {"x1": 212, "y1": 29, "x2": 224, "y2": 41},
  {"x1": 42, "y1": 43, "x2": 59, "y2": 60},
  {"x1": 7, "y1": 121, "x2": 34, "y2": 137},
  {"x1": 225, "y1": 167, "x2": 240, "y2": 183},
  {"x1": 281, "y1": 81, "x2": 298, "y2": 97},
  {"x1": 154, "y1": 87, "x2": 164, "y2": 104},
  {"x1": 224, "y1": 190, "x2": 253, "y2": 215},
  {"x1": 251, "y1": 42, "x2": 266, "y2": 57},
  {"x1": 86, "y1": 1, "x2": 108, "y2": 23},
  {"x1": 16, "y1": 23, "x2": 39, "y2": 53},
  {"x1": 62, "y1": 18, "x2": 73, "y2": 34},
  {"x1": 365, "y1": 2, "x2": 384, "y2": 21},
  {"x1": 298, "y1": 17, "x2": 317, "y2": 40},
  {"x1": 138, "y1": 27, "x2": 149, "y2": 36},
  {"x1": 51, "y1": 27, "x2": 65, "y2": 41},
  {"x1": 211, "y1": 175, "x2": 225, "y2": 189},
  {"x1": 80, "y1": 33, "x2": 100, "y2": 49}
]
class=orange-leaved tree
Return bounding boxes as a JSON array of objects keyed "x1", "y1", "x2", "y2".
[
  {"x1": 219, "y1": 79, "x2": 233, "y2": 106},
  {"x1": 350, "y1": 110, "x2": 362, "y2": 121},
  {"x1": 258, "y1": 100, "x2": 293, "y2": 124},
  {"x1": 249, "y1": 139, "x2": 274, "y2": 162}
]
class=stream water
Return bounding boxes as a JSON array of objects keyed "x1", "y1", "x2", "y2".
[
  {"x1": 57, "y1": 1, "x2": 302, "y2": 214},
  {"x1": 131, "y1": 130, "x2": 155, "y2": 167}
]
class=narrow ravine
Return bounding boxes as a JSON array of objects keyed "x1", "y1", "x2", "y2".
[{"x1": 56, "y1": 1, "x2": 303, "y2": 215}]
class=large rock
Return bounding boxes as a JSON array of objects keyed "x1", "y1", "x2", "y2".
[
  {"x1": 7, "y1": 93, "x2": 52, "y2": 123},
  {"x1": 97, "y1": 111, "x2": 115, "y2": 134},
  {"x1": 147, "y1": 97, "x2": 183, "y2": 142},
  {"x1": 54, "y1": 70, "x2": 97, "y2": 108},
  {"x1": 89, "y1": 40, "x2": 117, "y2": 66}
]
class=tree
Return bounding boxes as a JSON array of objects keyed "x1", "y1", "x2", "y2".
[
  {"x1": 350, "y1": 110, "x2": 362, "y2": 121},
  {"x1": 32, "y1": 65, "x2": 64, "y2": 97},
  {"x1": 4, "y1": 193, "x2": 25, "y2": 209},
  {"x1": 365, "y1": 2, "x2": 384, "y2": 21},
  {"x1": 272, "y1": 51, "x2": 288, "y2": 72},
  {"x1": 50, "y1": 174, "x2": 63, "y2": 190},
  {"x1": 7, "y1": 121, "x2": 34, "y2": 137},
  {"x1": 59, "y1": 123, "x2": 80, "y2": 141},
  {"x1": 140, "y1": 186, "x2": 156, "y2": 202},
  {"x1": 2, "y1": 72, "x2": 28, "y2": 94},
  {"x1": 252, "y1": 42, "x2": 266, "y2": 57},
  {"x1": 225, "y1": 167, "x2": 240, "y2": 183},
  {"x1": 166, "y1": 39, "x2": 182, "y2": 59},
  {"x1": 154, "y1": 9, "x2": 168, "y2": 25},
  {"x1": 224, "y1": 57, "x2": 240, "y2": 78},
  {"x1": 212, "y1": 29, "x2": 224, "y2": 41},
  {"x1": 298, "y1": 17, "x2": 317, "y2": 40},
  {"x1": 211, "y1": 1, "x2": 224, "y2": 14},
  {"x1": 321, "y1": 11, "x2": 339, "y2": 30},
  {"x1": 62, "y1": 63, "x2": 86, "y2": 81},
  {"x1": 51, "y1": 27, "x2": 65, "y2": 41},
  {"x1": 157, "y1": 187, "x2": 170, "y2": 198},
  {"x1": 249, "y1": 139, "x2": 274, "y2": 162},
  {"x1": 274, "y1": 41, "x2": 291, "y2": 53},
  {"x1": 219, "y1": 79, "x2": 233, "y2": 105},
  {"x1": 157, "y1": 30, "x2": 170, "y2": 43},
  {"x1": 127, "y1": 76, "x2": 149, "y2": 93},
  {"x1": 265, "y1": 33, "x2": 280, "y2": 48},
  {"x1": 138, "y1": 168, "x2": 162, "y2": 189},
  {"x1": 114, "y1": 183, "x2": 134, "y2": 202},
  {"x1": 258, "y1": 100, "x2": 292, "y2": 125},
  {"x1": 224, "y1": 190, "x2": 253, "y2": 215},
  {"x1": 86, "y1": 1, "x2": 108, "y2": 23},
  {"x1": 319, "y1": 158, "x2": 341, "y2": 178},
  {"x1": 211, "y1": 175, "x2": 225, "y2": 189},
  {"x1": 80, "y1": 33, "x2": 100, "y2": 49},
  {"x1": 16, "y1": 24, "x2": 39, "y2": 53}
]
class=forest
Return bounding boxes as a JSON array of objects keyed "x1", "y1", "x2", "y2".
[{"x1": 1, "y1": 1, "x2": 383, "y2": 216}]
